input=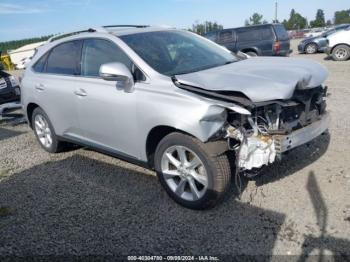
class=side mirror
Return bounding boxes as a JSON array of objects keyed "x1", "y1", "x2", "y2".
[{"x1": 99, "y1": 62, "x2": 135, "y2": 93}]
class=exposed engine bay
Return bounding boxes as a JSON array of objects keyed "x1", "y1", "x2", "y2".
[{"x1": 223, "y1": 85, "x2": 329, "y2": 170}]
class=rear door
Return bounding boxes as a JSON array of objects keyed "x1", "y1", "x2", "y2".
[
  {"x1": 273, "y1": 24, "x2": 290, "y2": 56},
  {"x1": 30, "y1": 40, "x2": 83, "y2": 137},
  {"x1": 217, "y1": 29, "x2": 236, "y2": 52}
]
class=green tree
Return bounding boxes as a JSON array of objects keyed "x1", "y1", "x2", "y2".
[
  {"x1": 334, "y1": 9, "x2": 350, "y2": 24},
  {"x1": 245, "y1": 13, "x2": 264, "y2": 26},
  {"x1": 190, "y1": 21, "x2": 223, "y2": 35},
  {"x1": 310, "y1": 9, "x2": 326, "y2": 28},
  {"x1": 282, "y1": 19, "x2": 288, "y2": 29},
  {"x1": 284, "y1": 9, "x2": 308, "y2": 30}
]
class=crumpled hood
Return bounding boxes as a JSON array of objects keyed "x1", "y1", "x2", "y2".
[{"x1": 175, "y1": 57, "x2": 328, "y2": 103}]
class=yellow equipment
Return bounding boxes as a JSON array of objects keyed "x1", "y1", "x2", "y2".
[{"x1": 0, "y1": 54, "x2": 14, "y2": 71}]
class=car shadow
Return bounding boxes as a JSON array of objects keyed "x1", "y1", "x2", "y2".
[
  {"x1": 0, "y1": 127, "x2": 25, "y2": 141},
  {"x1": 297, "y1": 171, "x2": 350, "y2": 261},
  {"x1": 0, "y1": 154, "x2": 285, "y2": 257},
  {"x1": 0, "y1": 111, "x2": 27, "y2": 126}
]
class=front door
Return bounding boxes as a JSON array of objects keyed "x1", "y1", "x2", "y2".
[{"x1": 76, "y1": 38, "x2": 139, "y2": 157}]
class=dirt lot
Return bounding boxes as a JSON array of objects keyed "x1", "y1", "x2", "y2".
[{"x1": 0, "y1": 39, "x2": 350, "y2": 258}]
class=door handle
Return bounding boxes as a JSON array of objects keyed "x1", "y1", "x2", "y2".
[
  {"x1": 35, "y1": 83, "x2": 45, "y2": 91},
  {"x1": 74, "y1": 89, "x2": 87, "y2": 97}
]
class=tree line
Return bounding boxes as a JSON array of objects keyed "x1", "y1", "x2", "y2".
[
  {"x1": 246, "y1": 8, "x2": 350, "y2": 30},
  {"x1": 1, "y1": 8, "x2": 349, "y2": 50},
  {"x1": 189, "y1": 8, "x2": 349, "y2": 35}
]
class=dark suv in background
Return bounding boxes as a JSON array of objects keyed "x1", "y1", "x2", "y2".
[
  {"x1": 204, "y1": 24, "x2": 291, "y2": 56},
  {"x1": 0, "y1": 62, "x2": 20, "y2": 106}
]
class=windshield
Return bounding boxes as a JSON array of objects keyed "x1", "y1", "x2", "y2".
[{"x1": 120, "y1": 30, "x2": 238, "y2": 76}]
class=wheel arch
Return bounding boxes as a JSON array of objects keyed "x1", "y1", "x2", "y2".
[
  {"x1": 240, "y1": 47, "x2": 260, "y2": 55},
  {"x1": 26, "y1": 102, "x2": 40, "y2": 129},
  {"x1": 331, "y1": 43, "x2": 350, "y2": 54},
  {"x1": 304, "y1": 42, "x2": 318, "y2": 52},
  {"x1": 145, "y1": 125, "x2": 194, "y2": 168}
]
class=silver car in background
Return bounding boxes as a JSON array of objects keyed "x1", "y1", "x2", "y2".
[{"x1": 21, "y1": 25, "x2": 330, "y2": 209}]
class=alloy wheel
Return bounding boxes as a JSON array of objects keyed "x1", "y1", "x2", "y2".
[
  {"x1": 161, "y1": 145, "x2": 208, "y2": 201},
  {"x1": 306, "y1": 44, "x2": 317, "y2": 54},
  {"x1": 34, "y1": 114, "x2": 53, "y2": 148}
]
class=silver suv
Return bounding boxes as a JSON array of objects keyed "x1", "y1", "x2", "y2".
[{"x1": 22, "y1": 25, "x2": 330, "y2": 209}]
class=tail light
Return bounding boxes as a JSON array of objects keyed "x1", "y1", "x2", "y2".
[{"x1": 274, "y1": 41, "x2": 281, "y2": 54}]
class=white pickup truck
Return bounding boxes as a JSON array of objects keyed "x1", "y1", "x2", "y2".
[{"x1": 326, "y1": 29, "x2": 350, "y2": 61}]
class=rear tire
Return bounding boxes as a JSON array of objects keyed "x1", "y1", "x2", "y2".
[
  {"x1": 332, "y1": 45, "x2": 350, "y2": 61},
  {"x1": 154, "y1": 132, "x2": 232, "y2": 209},
  {"x1": 305, "y1": 43, "x2": 318, "y2": 54},
  {"x1": 32, "y1": 107, "x2": 67, "y2": 153}
]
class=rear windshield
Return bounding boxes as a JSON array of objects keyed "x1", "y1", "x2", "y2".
[{"x1": 273, "y1": 25, "x2": 289, "y2": 41}]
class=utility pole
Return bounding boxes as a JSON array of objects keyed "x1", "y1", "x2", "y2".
[{"x1": 274, "y1": 0, "x2": 278, "y2": 23}]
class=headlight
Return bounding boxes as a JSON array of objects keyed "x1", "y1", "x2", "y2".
[{"x1": 9, "y1": 76, "x2": 19, "y2": 87}]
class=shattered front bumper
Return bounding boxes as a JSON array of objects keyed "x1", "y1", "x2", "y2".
[
  {"x1": 231, "y1": 112, "x2": 330, "y2": 170},
  {"x1": 274, "y1": 112, "x2": 330, "y2": 154}
]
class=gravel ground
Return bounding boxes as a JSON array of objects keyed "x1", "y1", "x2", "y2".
[{"x1": 0, "y1": 39, "x2": 350, "y2": 259}]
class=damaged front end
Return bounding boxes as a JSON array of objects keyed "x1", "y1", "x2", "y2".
[
  {"x1": 173, "y1": 76, "x2": 330, "y2": 172},
  {"x1": 224, "y1": 85, "x2": 330, "y2": 171}
]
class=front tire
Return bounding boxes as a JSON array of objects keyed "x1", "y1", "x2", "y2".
[
  {"x1": 332, "y1": 45, "x2": 350, "y2": 61},
  {"x1": 32, "y1": 107, "x2": 66, "y2": 153},
  {"x1": 305, "y1": 43, "x2": 318, "y2": 54},
  {"x1": 154, "y1": 133, "x2": 232, "y2": 209}
]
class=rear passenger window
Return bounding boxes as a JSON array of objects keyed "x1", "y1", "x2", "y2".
[
  {"x1": 46, "y1": 40, "x2": 82, "y2": 75},
  {"x1": 260, "y1": 28, "x2": 274, "y2": 40},
  {"x1": 237, "y1": 27, "x2": 273, "y2": 42},
  {"x1": 237, "y1": 28, "x2": 258, "y2": 42},
  {"x1": 81, "y1": 39, "x2": 132, "y2": 77}
]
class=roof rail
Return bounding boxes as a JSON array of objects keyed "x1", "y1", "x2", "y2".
[
  {"x1": 103, "y1": 25, "x2": 149, "y2": 29},
  {"x1": 47, "y1": 27, "x2": 108, "y2": 42},
  {"x1": 46, "y1": 25, "x2": 150, "y2": 43}
]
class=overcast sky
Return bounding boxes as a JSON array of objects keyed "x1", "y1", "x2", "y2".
[{"x1": 0, "y1": 0, "x2": 349, "y2": 41}]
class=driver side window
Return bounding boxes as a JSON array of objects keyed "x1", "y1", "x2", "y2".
[{"x1": 81, "y1": 39, "x2": 132, "y2": 77}]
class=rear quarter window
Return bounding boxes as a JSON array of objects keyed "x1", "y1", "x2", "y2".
[
  {"x1": 32, "y1": 52, "x2": 49, "y2": 73},
  {"x1": 273, "y1": 25, "x2": 289, "y2": 41}
]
